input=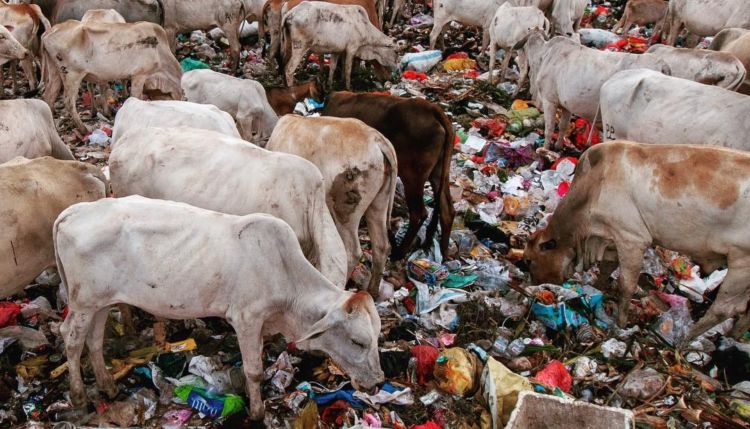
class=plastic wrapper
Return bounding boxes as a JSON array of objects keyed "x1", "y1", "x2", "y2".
[
  {"x1": 481, "y1": 357, "x2": 532, "y2": 429},
  {"x1": 433, "y1": 348, "x2": 478, "y2": 397}
]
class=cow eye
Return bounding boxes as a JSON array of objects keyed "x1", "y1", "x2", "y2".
[
  {"x1": 352, "y1": 339, "x2": 366, "y2": 349},
  {"x1": 540, "y1": 239, "x2": 557, "y2": 251}
]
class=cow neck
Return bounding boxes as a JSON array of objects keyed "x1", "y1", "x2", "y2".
[{"x1": 285, "y1": 276, "x2": 347, "y2": 340}]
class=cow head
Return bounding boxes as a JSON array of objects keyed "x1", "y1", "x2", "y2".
[
  {"x1": 357, "y1": 40, "x2": 399, "y2": 72},
  {"x1": 0, "y1": 25, "x2": 27, "y2": 63},
  {"x1": 524, "y1": 226, "x2": 575, "y2": 285},
  {"x1": 296, "y1": 291, "x2": 384, "y2": 391}
]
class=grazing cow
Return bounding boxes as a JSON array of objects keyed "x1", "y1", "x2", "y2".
[
  {"x1": 550, "y1": 0, "x2": 587, "y2": 38},
  {"x1": 50, "y1": 0, "x2": 162, "y2": 23},
  {"x1": 0, "y1": 156, "x2": 106, "y2": 298},
  {"x1": 665, "y1": 0, "x2": 750, "y2": 46},
  {"x1": 322, "y1": 92, "x2": 456, "y2": 259},
  {"x1": 429, "y1": 0, "x2": 506, "y2": 50},
  {"x1": 0, "y1": 24, "x2": 28, "y2": 70},
  {"x1": 646, "y1": 44, "x2": 746, "y2": 90},
  {"x1": 267, "y1": 115, "x2": 397, "y2": 296},
  {"x1": 0, "y1": 2, "x2": 49, "y2": 93},
  {"x1": 41, "y1": 19, "x2": 182, "y2": 133},
  {"x1": 601, "y1": 69, "x2": 750, "y2": 151},
  {"x1": 488, "y1": 3, "x2": 549, "y2": 94},
  {"x1": 710, "y1": 28, "x2": 750, "y2": 92},
  {"x1": 112, "y1": 97, "x2": 241, "y2": 145},
  {"x1": 282, "y1": 2, "x2": 397, "y2": 89},
  {"x1": 520, "y1": 32, "x2": 670, "y2": 149},
  {"x1": 525, "y1": 141, "x2": 750, "y2": 341},
  {"x1": 611, "y1": 0, "x2": 667, "y2": 36},
  {"x1": 160, "y1": 0, "x2": 255, "y2": 71},
  {"x1": 55, "y1": 196, "x2": 384, "y2": 420},
  {"x1": 0, "y1": 99, "x2": 73, "y2": 162},
  {"x1": 181, "y1": 69, "x2": 278, "y2": 144},
  {"x1": 109, "y1": 127, "x2": 348, "y2": 287},
  {"x1": 264, "y1": 0, "x2": 381, "y2": 70},
  {"x1": 265, "y1": 79, "x2": 322, "y2": 115}
]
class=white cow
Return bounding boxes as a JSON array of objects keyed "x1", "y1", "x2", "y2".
[
  {"x1": 522, "y1": 32, "x2": 670, "y2": 149},
  {"x1": 55, "y1": 196, "x2": 384, "y2": 420},
  {"x1": 282, "y1": 2, "x2": 398, "y2": 90},
  {"x1": 550, "y1": 0, "x2": 588, "y2": 38},
  {"x1": 665, "y1": 0, "x2": 750, "y2": 46},
  {"x1": 488, "y1": 2, "x2": 549, "y2": 94},
  {"x1": 41, "y1": 19, "x2": 182, "y2": 133},
  {"x1": 0, "y1": 99, "x2": 74, "y2": 162},
  {"x1": 601, "y1": 68, "x2": 750, "y2": 151},
  {"x1": 646, "y1": 44, "x2": 746, "y2": 90},
  {"x1": 267, "y1": 115, "x2": 397, "y2": 296},
  {"x1": 429, "y1": 0, "x2": 507, "y2": 50},
  {"x1": 181, "y1": 69, "x2": 277, "y2": 145},
  {"x1": 109, "y1": 127, "x2": 349, "y2": 287},
  {"x1": 112, "y1": 97, "x2": 241, "y2": 145},
  {"x1": 1, "y1": 156, "x2": 106, "y2": 298}
]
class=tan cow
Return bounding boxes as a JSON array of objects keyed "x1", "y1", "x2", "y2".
[
  {"x1": 525, "y1": 141, "x2": 750, "y2": 341},
  {"x1": 665, "y1": 0, "x2": 750, "y2": 46},
  {"x1": 520, "y1": 32, "x2": 670, "y2": 149},
  {"x1": 646, "y1": 44, "x2": 746, "y2": 90},
  {"x1": 611, "y1": 0, "x2": 667, "y2": 36},
  {"x1": 0, "y1": 2, "x2": 49, "y2": 93},
  {"x1": 41, "y1": 19, "x2": 182, "y2": 133},
  {"x1": 600, "y1": 68, "x2": 750, "y2": 151},
  {"x1": 0, "y1": 156, "x2": 106, "y2": 298},
  {"x1": 710, "y1": 28, "x2": 750, "y2": 92},
  {"x1": 109, "y1": 127, "x2": 349, "y2": 288},
  {"x1": 267, "y1": 115, "x2": 397, "y2": 296},
  {"x1": 282, "y1": 1, "x2": 397, "y2": 89},
  {"x1": 56, "y1": 196, "x2": 384, "y2": 420},
  {"x1": 0, "y1": 99, "x2": 73, "y2": 163}
]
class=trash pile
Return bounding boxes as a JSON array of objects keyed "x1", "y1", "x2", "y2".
[{"x1": 1, "y1": 1, "x2": 749, "y2": 428}]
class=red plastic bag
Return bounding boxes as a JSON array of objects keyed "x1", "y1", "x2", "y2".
[
  {"x1": 446, "y1": 52, "x2": 469, "y2": 60},
  {"x1": 0, "y1": 302, "x2": 22, "y2": 328},
  {"x1": 471, "y1": 117, "x2": 506, "y2": 138},
  {"x1": 411, "y1": 345, "x2": 440, "y2": 385},
  {"x1": 413, "y1": 421, "x2": 442, "y2": 429},
  {"x1": 534, "y1": 360, "x2": 573, "y2": 393},
  {"x1": 571, "y1": 118, "x2": 601, "y2": 150},
  {"x1": 402, "y1": 70, "x2": 428, "y2": 81}
]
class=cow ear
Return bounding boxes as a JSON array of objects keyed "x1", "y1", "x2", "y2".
[
  {"x1": 296, "y1": 309, "x2": 342, "y2": 343},
  {"x1": 541, "y1": 239, "x2": 557, "y2": 251}
]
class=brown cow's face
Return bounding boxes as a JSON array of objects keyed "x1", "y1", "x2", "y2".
[{"x1": 524, "y1": 227, "x2": 574, "y2": 285}]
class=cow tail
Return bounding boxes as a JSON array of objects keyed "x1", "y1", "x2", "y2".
[
  {"x1": 376, "y1": 135, "x2": 398, "y2": 230},
  {"x1": 424, "y1": 107, "x2": 455, "y2": 252},
  {"x1": 53, "y1": 211, "x2": 71, "y2": 306}
]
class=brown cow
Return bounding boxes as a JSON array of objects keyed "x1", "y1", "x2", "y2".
[
  {"x1": 612, "y1": 0, "x2": 668, "y2": 36},
  {"x1": 265, "y1": 79, "x2": 321, "y2": 115},
  {"x1": 322, "y1": 92, "x2": 455, "y2": 259},
  {"x1": 525, "y1": 141, "x2": 750, "y2": 342}
]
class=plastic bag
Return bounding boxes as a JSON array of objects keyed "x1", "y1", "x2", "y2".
[
  {"x1": 433, "y1": 348, "x2": 478, "y2": 397},
  {"x1": 534, "y1": 360, "x2": 573, "y2": 393},
  {"x1": 173, "y1": 385, "x2": 245, "y2": 418},
  {"x1": 480, "y1": 357, "x2": 532, "y2": 429},
  {"x1": 401, "y1": 50, "x2": 442, "y2": 73}
]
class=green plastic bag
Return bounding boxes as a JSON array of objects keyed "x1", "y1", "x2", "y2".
[
  {"x1": 174, "y1": 384, "x2": 245, "y2": 418},
  {"x1": 181, "y1": 58, "x2": 210, "y2": 72}
]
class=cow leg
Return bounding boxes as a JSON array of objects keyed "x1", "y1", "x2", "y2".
[
  {"x1": 614, "y1": 242, "x2": 648, "y2": 327},
  {"x1": 222, "y1": 22, "x2": 241, "y2": 72},
  {"x1": 343, "y1": 50, "x2": 355, "y2": 90},
  {"x1": 364, "y1": 187, "x2": 392, "y2": 296},
  {"x1": 130, "y1": 75, "x2": 146, "y2": 100},
  {"x1": 87, "y1": 81, "x2": 98, "y2": 119},
  {"x1": 488, "y1": 40, "x2": 497, "y2": 84},
  {"x1": 21, "y1": 57, "x2": 36, "y2": 91},
  {"x1": 233, "y1": 322, "x2": 265, "y2": 421},
  {"x1": 43, "y1": 64, "x2": 63, "y2": 113},
  {"x1": 555, "y1": 108, "x2": 572, "y2": 150},
  {"x1": 393, "y1": 175, "x2": 429, "y2": 259},
  {"x1": 730, "y1": 306, "x2": 750, "y2": 339},
  {"x1": 328, "y1": 54, "x2": 339, "y2": 88},
  {"x1": 284, "y1": 44, "x2": 306, "y2": 88},
  {"x1": 62, "y1": 72, "x2": 87, "y2": 134},
  {"x1": 429, "y1": 16, "x2": 448, "y2": 50},
  {"x1": 427, "y1": 164, "x2": 456, "y2": 256},
  {"x1": 481, "y1": 27, "x2": 490, "y2": 53},
  {"x1": 61, "y1": 309, "x2": 96, "y2": 408},
  {"x1": 515, "y1": 49, "x2": 529, "y2": 97},
  {"x1": 166, "y1": 28, "x2": 178, "y2": 54},
  {"x1": 688, "y1": 264, "x2": 750, "y2": 339},
  {"x1": 499, "y1": 47, "x2": 513, "y2": 84},
  {"x1": 541, "y1": 99, "x2": 557, "y2": 149},
  {"x1": 667, "y1": 19, "x2": 681, "y2": 46},
  {"x1": 86, "y1": 307, "x2": 118, "y2": 399}
]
